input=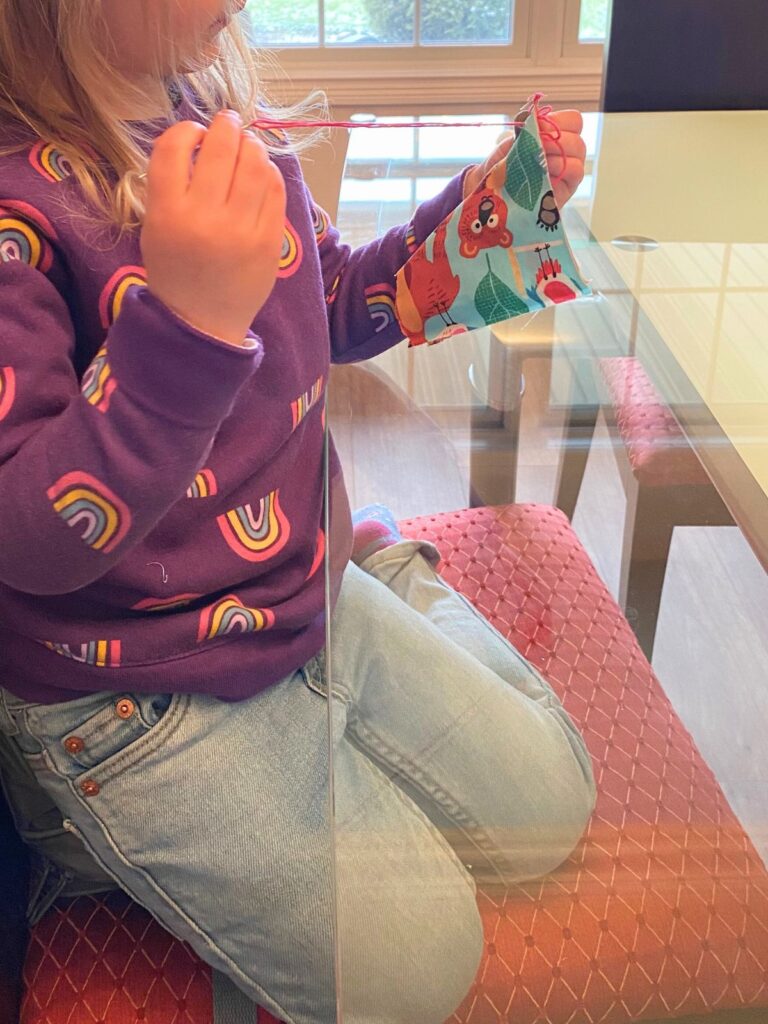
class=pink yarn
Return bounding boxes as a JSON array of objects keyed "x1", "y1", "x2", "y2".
[{"x1": 250, "y1": 94, "x2": 569, "y2": 185}]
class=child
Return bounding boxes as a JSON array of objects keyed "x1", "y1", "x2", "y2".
[{"x1": 0, "y1": 2, "x2": 595, "y2": 1021}]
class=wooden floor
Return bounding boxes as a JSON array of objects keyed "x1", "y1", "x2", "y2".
[{"x1": 328, "y1": 354, "x2": 768, "y2": 870}]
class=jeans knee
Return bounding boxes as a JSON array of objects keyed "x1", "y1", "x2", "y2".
[
  {"x1": 339, "y1": 862, "x2": 483, "y2": 1024},
  {"x1": 487, "y1": 724, "x2": 596, "y2": 883},
  {"x1": 527, "y1": 744, "x2": 596, "y2": 879},
  {"x1": 558, "y1": 752, "x2": 596, "y2": 852}
]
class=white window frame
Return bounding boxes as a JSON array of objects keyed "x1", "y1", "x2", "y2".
[{"x1": 259, "y1": 0, "x2": 605, "y2": 112}]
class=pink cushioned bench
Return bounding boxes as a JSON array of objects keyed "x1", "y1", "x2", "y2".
[
  {"x1": 599, "y1": 357, "x2": 710, "y2": 489},
  {"x1": 557, "y1": 357, "x2": 733, "y2": 659},
  {"x1": 12, "y1": 506, "x2": 768, "y2": 1024}
]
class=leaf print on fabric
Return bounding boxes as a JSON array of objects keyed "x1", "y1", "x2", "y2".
[
  {"x1": 504, "y1": 128, "x2": 545, "y2": 211},
  {"x1": 393, "y1": 101, "x2": 591, "y2": 346},
  {"x1": 474, "y1": 255, "x2": 529, "y2": 326}
]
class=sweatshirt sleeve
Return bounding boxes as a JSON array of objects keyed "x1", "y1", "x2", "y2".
[
  {"x1": 310, "y1": 170, "x2": 470, "y2": 364},
  {"x1": 0, "y1": 259, "x2": 263, "y2": 595}
]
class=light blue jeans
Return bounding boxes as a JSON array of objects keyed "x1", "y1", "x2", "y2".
[{"x1": 0, "y1": 540, "x2": 595, "y2": 1024}]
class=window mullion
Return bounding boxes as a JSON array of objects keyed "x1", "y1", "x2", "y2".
[
  {"x1": 414, "y1": 0, "x2": 421, "y2": 47},
  {"x1": 318, "y1": 0, "x2": 326, "y2": 47}
]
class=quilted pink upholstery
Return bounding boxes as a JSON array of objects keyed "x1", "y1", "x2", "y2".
[
  {"x1": 22, "y1": 893, "x2": 213, "y2": 1023},
  {"x1": 20, "y1": 507, "x2": 768, "y2": 1024},
  {"x1": 599, "y1": 357, "x2": 710, "y2": 488}
]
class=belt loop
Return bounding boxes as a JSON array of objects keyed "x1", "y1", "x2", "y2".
[
  {"x1": 301, "y1": 651, "x2": 327, "y2": 695},
  {"x1": 0, "y1": 689, "x2": 21, "y2": 736}
]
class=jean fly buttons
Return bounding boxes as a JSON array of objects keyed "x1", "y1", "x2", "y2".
[
  {"x1": 63, "y1": 736, "x2": 85, "y2": 755},
  {"x1": 116, "y1": 698, "x2": 135, "y2": 720},
  {"x1": 80, "y1": 778, "x2": 100, "y2": 797}
]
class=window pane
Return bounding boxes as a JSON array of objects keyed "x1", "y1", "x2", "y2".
[
  {"x1": 421, "y1": 0, "x2": 513, "y2": 45},
  {"x1": 245, "y1": 0, "x2": 319, "y2": 46},
  {"x1": 579, "y1": 0, "x2": 610, "y2": 41},
  {"x1": 246, "y1": 0, "x2": 519, "y2": 47},
  {"x1": 326, "y1": 0, "x2": 415, "y2": 45}
]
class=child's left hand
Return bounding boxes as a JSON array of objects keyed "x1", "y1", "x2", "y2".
[{"x1": 463, "y1": 110, "x2": 586, "y2": 210}]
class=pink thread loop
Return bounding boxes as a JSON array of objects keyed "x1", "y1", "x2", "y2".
[
  {"x1": 529, "y1": 95, "x2": 567, "y2": 188},
  {"x1": 249, "y1": 93, "x2": 568, "y2": 188},
  {"x1": 249, "y1": 117, "x2": 532, "y2": 132}
]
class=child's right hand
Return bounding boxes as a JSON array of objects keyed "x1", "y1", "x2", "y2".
[{"x1": 141, "y1": 111, "x2": 287, "y2": 346}]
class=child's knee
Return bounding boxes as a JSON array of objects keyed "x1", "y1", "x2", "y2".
[
  {"x1": 551, "y1": 751, "x2": 596, "y2": 865},
  {"x1": 339, "y1": 859, "x2": 483, "y2": 1023},
  {"x1": 488, "y1": 719, "x2": 596, "y2": 882}
]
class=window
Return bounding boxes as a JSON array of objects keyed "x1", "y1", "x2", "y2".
[
  {"x1": 248, "y1": 0, "x2": 515, "y2": 48},
  {"x1": 249, "y1": 0, "x2": 608, "y2": 111},
  {"x1": 578, "y1": 0, "x2": 610, "y2": 41}
]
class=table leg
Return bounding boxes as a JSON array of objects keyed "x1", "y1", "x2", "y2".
[{"x1": 469, "y1": 341, "x2": 524, "y2": 508}]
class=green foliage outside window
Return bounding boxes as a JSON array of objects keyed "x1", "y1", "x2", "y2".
[{"x1": 362, "y1": 0, "x2": 511, "y2": 45}]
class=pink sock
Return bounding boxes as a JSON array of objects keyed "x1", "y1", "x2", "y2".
[{"x1": 350, "y1": 504, "x2": 402, "y2": 565}]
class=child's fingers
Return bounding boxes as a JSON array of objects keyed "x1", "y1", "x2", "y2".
[
  {"x1": 228, "y1": 132, "x2": 285, "y2": 221},
  {"x1": 147, "y1": 121, "x2": 208, "y2": 205},
  {"x1": 546, "y1": 153, "x2": 585, "y2": 185},
  {"x1": 546, "y1": 156, "x2": 575, "y2": 182},
  {"x1": 548, "y1": 109, "x2": 583, "y2": 134},
  {"x1": 190, "y1": 110, "x2": 244, "y2": 204},
  {"x1": 468, "y1": 112, "x2": 584, "y2": 200},
  {"x1": 486, "y1": 135, "x2": 515, "y2": 169},
  {"x1": 543, "y1": 133, "x2": 587, "y2": 164},
  {"x1": 464, "y1": 135, "x2": 515, "y2": 197}
]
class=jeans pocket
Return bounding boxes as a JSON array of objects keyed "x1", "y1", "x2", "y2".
[{"x1": 20, "y1": 692, "x2": 176, "y2": 780}]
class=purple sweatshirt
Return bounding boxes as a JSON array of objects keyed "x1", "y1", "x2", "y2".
[{"x1": 0, "y1": 111, "x2": 464, "y2": 703}]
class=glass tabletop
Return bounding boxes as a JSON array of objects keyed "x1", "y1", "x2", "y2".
[{"x1": 325, "y1": 111, "x2": 768, "y2": 1024}]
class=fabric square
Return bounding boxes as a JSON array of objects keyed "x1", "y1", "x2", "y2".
[{"x1": 395, "y1": 109, "x2": 591, "y2": 346}]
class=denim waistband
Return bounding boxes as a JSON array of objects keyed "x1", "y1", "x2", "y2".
[{"x1": 0, "y1": 688, "x2": 24, "y2": 736}]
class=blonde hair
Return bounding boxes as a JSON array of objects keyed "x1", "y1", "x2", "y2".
[{"x1": 0, "y1": 0, "x2": 326, "y2": 234}]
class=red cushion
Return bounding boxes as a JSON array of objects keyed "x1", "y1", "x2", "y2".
[
  {"x1": 21, "y1": 506, "x2": 768, "y2": 1024},
  {"x1": 22, "y1": 893, "x2": 214, "y2": 1023},
  {"x1": 599, "y1": 357, "x2": 710, "y2": 488}
]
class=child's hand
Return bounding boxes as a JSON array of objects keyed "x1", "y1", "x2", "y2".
[
  {"x1": 463, "y1": 110, "x2": 586, "y2": 210},
  {"x1": 141, "y1": 111, "x2": 287, "y2": 346}
]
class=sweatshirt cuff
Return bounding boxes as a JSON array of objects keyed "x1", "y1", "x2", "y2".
[
  {"x1": 108, "y1": 286, "x2": 264, "y2": 428},
  {"x1": 408, "y1": 167, "x2": 471, "y2": 251}
]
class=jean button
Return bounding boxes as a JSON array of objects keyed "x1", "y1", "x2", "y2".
[
  {"x1": 80, "y1": 778, "x2": 100, "y2": 797},
  {"x1": 63, "y1": 736, "x2": 85, "y2": 755},
  {"x1": 116, "y1": 698, "x2": 135, "y2": 719}
]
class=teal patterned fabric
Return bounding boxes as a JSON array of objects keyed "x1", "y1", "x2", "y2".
[{"x1": 395, "y1": 112, "x2": 591, "y2": 346}]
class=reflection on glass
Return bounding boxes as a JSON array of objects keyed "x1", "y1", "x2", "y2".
[
  {"x1": 346, "y1": 118, "x2": 417, "y2": 162},
  {"x1": 414, "y1": 176, "x2": 452, "y2": 201},
  {"x1": 329, "y1": 110, "x2": 768, "y2": 1024},
  {"x1": 418, "y1": 115, "x2": 505, "y2": 159},
  {"x1": 421, "y1": 0, "x2": 513, "y2": 44}
]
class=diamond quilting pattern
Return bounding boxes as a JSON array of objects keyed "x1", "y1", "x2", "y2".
[
  {"x1": 21, "y1": 505, "x2": 768, "y2": 1024},
  {"x1": 401, "y1": 505, "x2": 768, "y2": 1023},
  {"x1": 599, "y1": 357, "x2": 709, "y2": 488},
  {"x1": 22, "y1": 891, "x2": 213, "y2": 1024}
]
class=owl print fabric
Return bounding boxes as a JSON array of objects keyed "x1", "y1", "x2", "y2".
[{"x1": 395, "y1": 110, "x2": 591, "y2": 347}]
